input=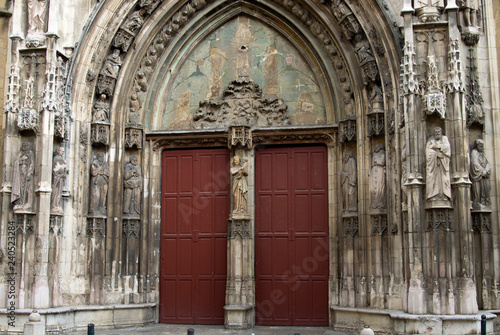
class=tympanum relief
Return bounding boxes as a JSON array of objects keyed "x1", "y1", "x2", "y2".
[{"x1": 159, "y1": 17, "x2": 326, "y2": 131}]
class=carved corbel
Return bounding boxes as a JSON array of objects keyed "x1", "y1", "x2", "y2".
[
  {"x1": 339, "y1": 115, "x2": 356, "y2": 143},
  {"x1": 125, "y1": 127, "x2": 143, "y2": 149},
  {"x1": 87, "y1": 217, "x2": 106, "y2": 239}
]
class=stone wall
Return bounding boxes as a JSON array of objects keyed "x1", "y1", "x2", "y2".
[{"x1": 0, "y1": 0, "x2": 499, "y2": 334}]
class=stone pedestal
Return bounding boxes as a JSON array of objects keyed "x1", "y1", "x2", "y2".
[{"x1": 23, "y1": 312, "x2": 45, "y2": 335}]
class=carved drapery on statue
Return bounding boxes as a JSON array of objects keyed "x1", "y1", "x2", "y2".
[
  {"x1": 341, "y1": 150, "x2": 357, "y2": 212},
  {"x1": 470, "y1": 139, "x2": 491, "y2": 209},
  {"x1": 231, "y1": 155, "x2": 248, "y2": 214},
  {"x1": 89, "y1": 153, "x2": 109, "y2": 215},
  {"x1": 11, "y1": 142, "x2": 35, "y2": 212},
  {"x1": 425, "y1": 127, "x2": 451, "y2": 206},
  {"x1": 123, "y1": 156, "x2": 142, "y2": 216},
  {"x1": 369, "y1": 144, "x2": 386, "y2": 210},
  {"x1": 193, "y1": 79, "x2": 290, "y2": 129},
  {"x1": 51, "y1": 147, "x2": 68, "y2": 215}
]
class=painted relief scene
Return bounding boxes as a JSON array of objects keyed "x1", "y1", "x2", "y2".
[{"x1": 159, "y1": 15, "x2": 326, "y2": 130}]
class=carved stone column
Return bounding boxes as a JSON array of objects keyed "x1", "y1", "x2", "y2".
[
  {"x1": 224, "y1": 126, "x2": 253, "y2": 329},
  {"x1": 446, "y1": 5, "x2": 478, "y2": 315},
  {"x1": 32, "y1": 33, "x2": 59, "y2": 309},
  {"x1": 401, "y1": 4, "x2": 429, "y2": 314}
]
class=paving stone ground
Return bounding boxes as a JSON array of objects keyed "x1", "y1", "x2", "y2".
[{"x1": 62, "y1": 324, "x2": 349, "y2": 335}]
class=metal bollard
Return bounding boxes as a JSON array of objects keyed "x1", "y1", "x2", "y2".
[
  {"x1": 187, "y1": 328, "x2": 195, "y2": 335},
  {"x1": 481, "y1": 314, "x2": 486, "y2": 335},
  {"x1": 88, "y1": 323, "x2": 95, "y2": 335}
]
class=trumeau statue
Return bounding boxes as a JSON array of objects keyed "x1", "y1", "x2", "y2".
[
  {"x1": 341, "y1": 150, "x2": 358, "y2": 212},
  {"x1": 470, "y1": 139, "x2": 491, "y2": 208},
  {"x1": 123, "y1": 156, "x2": 142, "y2": 215},
  {"x1": 425, "y1": 127, "x2": 451, "y2": 202},
  {"x1": 89, "y1": 153, "x2": 109, "y2": 214},
  {"x1": 231, "y1": 155, "x2": 248, "y2": 213},
  {"x1": 51, "y1": 147, "x2": 68, "y2": 214},
  {"x1": 12, "y1": 142, "x2": 35, "y2": 212},
  {"x1": 27, "y1": 0, "x2": 47, "y2": 36},
  {"x1": 369, "y1": 143, "x2": 386, "y2": 210}
]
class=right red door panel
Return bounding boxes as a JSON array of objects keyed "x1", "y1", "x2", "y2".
[{"x1": 255, "y1": 146, "x2": 329, "y2": 326}]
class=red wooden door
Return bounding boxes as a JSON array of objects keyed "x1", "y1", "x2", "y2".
[
  {"x1": 255, "y1": 146, "x2": 329, "y2": 326},
  {"x1": 160, "y1": 149, "x2": 229, "y2": 325}
]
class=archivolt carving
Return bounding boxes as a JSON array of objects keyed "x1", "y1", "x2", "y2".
[{"x1": 85, "y1": 0, "x2": 393, "y2": 128}]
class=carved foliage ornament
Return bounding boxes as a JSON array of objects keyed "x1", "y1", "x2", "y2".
[{"x1": 193, "y1": 79, "x2": 290, "y2": 129}]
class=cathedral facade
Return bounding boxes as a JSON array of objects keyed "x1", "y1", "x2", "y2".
[{"x1": 0, "y1": 0, "x2": 500, "y2": 334}]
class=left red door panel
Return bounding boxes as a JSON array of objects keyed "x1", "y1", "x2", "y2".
[{"x1": 160, "y1": 148, "x2": 230, "y2": 325}]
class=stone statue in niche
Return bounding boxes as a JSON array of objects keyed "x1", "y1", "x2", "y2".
[
  {"x1": 11, "y1": 142, "x2": 35, "y2": 211},
  {"x1": 93, "y1": 94, "x2": 110, "y2": 123},
  {"x1": 128, "y1": 94, "x2": 140, "y2": 124},
  {"x1": 124, "y1": 9, "x2": 146, "y2": 33},
  {"x1": 458, "y1": 0, "x2": 479, "y2": 27},
  {"x1": 89, "y1": 153, "x2": 109, "y2": 214},
  {"x1": 369, "y1": 84, "x2": 384, "y2": 114},
  {"x1": 51, "y1": 147, "x2": 68, "y2": 214},
  {"x1": 369, "y1": 143, "x2": 386, "y2": 209},
  {"x1": 102, "y1": 49, "x2": 123, "y2": 78},
  {"x1": 425, "y1": 127, "x2": 451, "y2": 202},
  {"x1": 354, "y1": 35, "x2": 374, "y2": 65},
  {"x1": 231, "y1": 155, "x2": 248, "y2": 213},
  {"x1": 341, "y1": 150, "x2": 358, "y2": 212},
  {"x1": 123, "y1": 156, "x2": 142, "y2": 215},
  {"x1": 470, "y1": 139, "x2": 491, "y2": 208},
  {"x1": 27, "y1": 0, "x2": 47, "y2": 36}
]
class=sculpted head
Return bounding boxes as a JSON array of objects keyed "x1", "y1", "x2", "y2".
[
  {"x1": 433, "y1": 126, "x2": 443, "y2": 140},
  {"x1": 474, "y1": 139, "x2": 484, "y2": 152}
]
